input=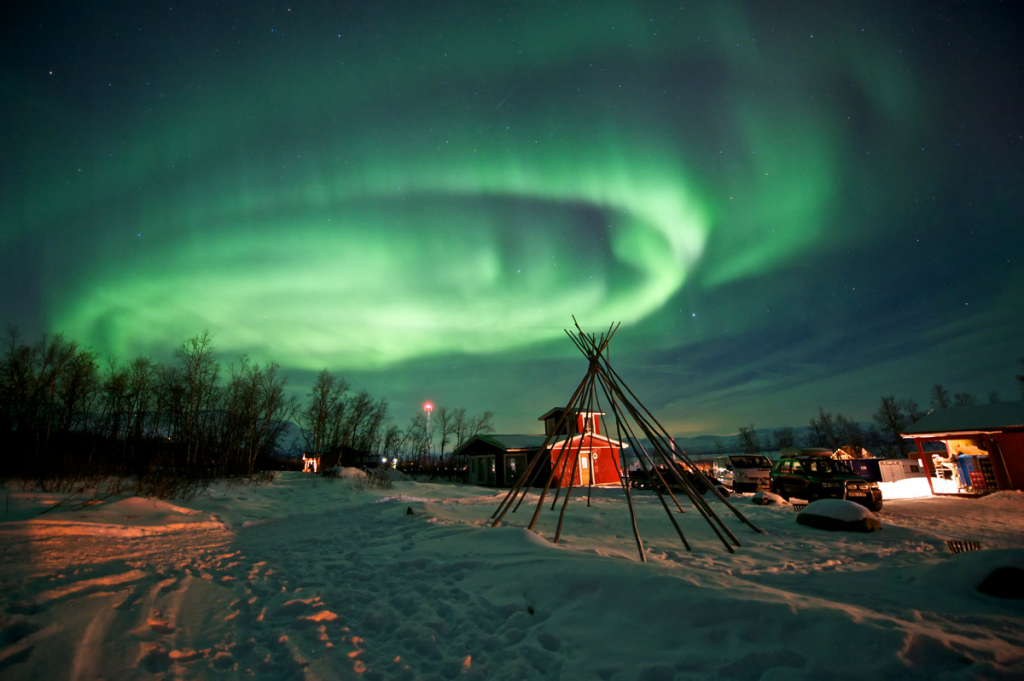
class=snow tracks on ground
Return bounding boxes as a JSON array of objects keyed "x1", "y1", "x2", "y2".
[{"x1": 0, "y1": 497, "x2": 558, "y2": 680}]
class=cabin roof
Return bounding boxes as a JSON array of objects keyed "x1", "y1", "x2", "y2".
[
  {"x1": 456, "y1": 432, "x2": 628, "y2": 455},
  {"x1": 471, "y1": 434, "x2": 550, "y2": 451},
  {"x1": 537, "y1": 407, "x2": 606, "y2": 421}
]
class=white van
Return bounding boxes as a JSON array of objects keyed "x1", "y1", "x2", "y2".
[{"x1": 712, "y1": 454, "x2": 773, "y2": 492}]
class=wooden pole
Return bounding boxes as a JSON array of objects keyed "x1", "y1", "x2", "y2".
[
  {"x1": 581, "y1": 332, "x2": 704, "y2": 549},
  {"x1": 553, "y1": 375, "x2": 597, "y2": 543},
  {"x1": 595, "y1": 365, "x2": 738, "y2": 551},
  {"x1": 597, "y1": 352, "x2": 763, "y2": 536},
  {"x1": 599, "y1": 384, "x2": 697, "y2": 551},
  {"x1": 491, "y1": 375, "x2": 590, "y2": 525},
  {"x1": 527, "y1": 393, "x2": 593, "y2": 531},
  {"x1": 602, "y1": 402, "x2": 649, "y2": 561}
]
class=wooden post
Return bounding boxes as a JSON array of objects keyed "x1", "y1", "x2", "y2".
[
  {"x1": 491, "y1": 377, "x2": 590, "y2": 526},
  {"x1": 492, "y1": 318, "x2": 760, "y2": 560},
  {"x1": 915, "y1": 438, "x2": 937, "y2": 496},
  {"x1": 598, "y1": 355, "x2": 761, "y2": 536}
]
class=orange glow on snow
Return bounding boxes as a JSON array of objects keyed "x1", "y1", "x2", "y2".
[{"x1": 302, "y1": 609, "x2": 339, "y2": 622}]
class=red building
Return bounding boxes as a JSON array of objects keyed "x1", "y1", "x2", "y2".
[
  {"x1": 901, "y1": 400, "x2": 1024, "y2": 494},
  {"x1": 457, "y1": 408, "x2": 627, "y2": 488}
]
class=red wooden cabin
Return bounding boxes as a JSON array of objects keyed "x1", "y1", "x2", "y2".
[{"x1": 458, "y1": 408, "x2": 627, "y2": 488}]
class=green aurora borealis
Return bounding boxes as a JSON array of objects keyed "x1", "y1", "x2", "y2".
[{"x1": 3, "y1": 2, "x2": 1022, "y2": 434}]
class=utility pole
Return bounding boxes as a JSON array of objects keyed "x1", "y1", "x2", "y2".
[{"x1": 423, "y1": 402, "x2": 433, "y2": 457}]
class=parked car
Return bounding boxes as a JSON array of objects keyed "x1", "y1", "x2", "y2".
[
  {"x1": 770, "y1": 451, "x2": 882, "y2": 511},
  {"x1": 711, "y1": 454, "x2": 773, "y2": 492},
  {"x1": 628, "y1": 464, "x2": 730, "y2": 497}
]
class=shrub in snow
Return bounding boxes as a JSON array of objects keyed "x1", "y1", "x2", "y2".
[
  {"x1": 796, "y1": 499, "x2": 882, "y2": 532},
  {"x1": 351, "y1": 469, "x2": 393, "y2": 490},
  {"x1": 751, "y1": 490, "x2": 787, "y2": 506}
]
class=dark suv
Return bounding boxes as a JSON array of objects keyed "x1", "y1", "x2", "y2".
[{"x1": 770, "y1": 453, "x2": 882, "y2": 511}]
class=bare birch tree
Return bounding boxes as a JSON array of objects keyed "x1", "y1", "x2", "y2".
[
  {"x1": 953, "y1": 392, "x2": 977, "y2": 407},
  {"x1": 298, "y1": 369, "x2": 349, "y2": 465},
  {"x1": 772, "y1": 426, "x2": 795, "y2": 451},
  {"x1": 873, "y1": 396, "x2": 908, "y2": 457},
  {"x1": 174, "y1": 332, "x2": 220, "y2": 466}
]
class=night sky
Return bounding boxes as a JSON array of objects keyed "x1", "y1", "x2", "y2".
[{"x1": 3, "y1": 1, "x2": 1022, "y2": 437}]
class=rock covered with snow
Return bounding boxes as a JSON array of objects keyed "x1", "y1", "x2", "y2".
[
  {"x1": 796, "y1": 498, "x2": 882, "y2": 532},
  {"x1": 750, "y1": 490, "x2": 787, "y2": 506}
]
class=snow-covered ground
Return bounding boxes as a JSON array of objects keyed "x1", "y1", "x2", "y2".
[{"x1": 1, "y1": 473, "x2": 1022, "y2": 680}]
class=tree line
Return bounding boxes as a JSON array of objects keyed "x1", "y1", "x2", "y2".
[
  {"x1": 294, "y1": 368, "x2": 494, "y2": 477},
  {"x1": 734, "y1": 360, "x2": 1024, "y2": 459},
  {"x1": 0, "y1": 329, "x2": 294, "y2": 490},
  {"x1": 0, "y1": 327, "x2": 494, "y2": 489}
]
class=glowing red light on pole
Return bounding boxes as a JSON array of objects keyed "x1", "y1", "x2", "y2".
[{"x1": 423, "y1": 402, "x2": 433, "y2": 456}]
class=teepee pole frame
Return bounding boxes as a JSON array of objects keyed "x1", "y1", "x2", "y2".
[
  {"x1": 579, "y1": 328, "x2": 738, "y2": 551},
  {"x1": 490, "y1": 318, "x2": 761, "y2": 560},
  {"x1": 596, "y1": 352, "x2": 763, "y2": 537}
]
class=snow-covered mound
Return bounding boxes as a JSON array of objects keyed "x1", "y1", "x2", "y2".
[
  {"x1": 750, "y1": 490, "x2": 787, "y2": 505},
  {"x1": 326, "y1": 466, "x2": 367, "y2": 479},
  {"x1": 0, "y1": 493, "x2": 223, "y2": 537},
  {"x1": 381, "y1": 468, "x2": 411, "y2": 481},
  {"x1": 797, "y1": 498, "x2": 883, "y2": 532}
]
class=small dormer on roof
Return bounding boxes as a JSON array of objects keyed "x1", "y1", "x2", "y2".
[{"x1": 538, "y1": 407, "x2": 605, "y2": 437}]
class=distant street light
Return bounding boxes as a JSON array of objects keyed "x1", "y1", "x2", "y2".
[{"x1": 424, "y1": 402, "x2": 433, "y2": 456}]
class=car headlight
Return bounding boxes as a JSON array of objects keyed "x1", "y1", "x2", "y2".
[{"x1": 822, "y1": 482, "x2": 841, "y2": 488}]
